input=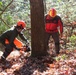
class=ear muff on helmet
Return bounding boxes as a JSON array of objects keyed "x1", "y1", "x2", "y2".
[
  {"x1": 49, "y1": 8, "x2": 57, "y2": 18},
  {"x1": 17, "y1": 20, "x2": 26, "y2": 29}
]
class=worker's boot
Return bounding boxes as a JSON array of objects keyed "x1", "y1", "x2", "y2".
[{"x1": 0, "y1": 56, "x2": 7, "y2": 64}]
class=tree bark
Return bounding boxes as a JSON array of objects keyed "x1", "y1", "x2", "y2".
[{"x1": 30, "y1": 0, "x2": 47, "y2": 57}]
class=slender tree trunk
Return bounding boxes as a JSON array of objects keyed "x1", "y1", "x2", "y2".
[{"x1": 30, "y1": 0, "x2": 47, "y2": 57}]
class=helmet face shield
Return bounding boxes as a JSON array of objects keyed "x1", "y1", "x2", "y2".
[{"x1": 49, "y1": 8, "x2": 57, "y2": 18}]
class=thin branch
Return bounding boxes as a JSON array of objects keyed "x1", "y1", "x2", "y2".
[
  {"x1": 0, "y1": 18, "x2": 10, "y2": 28},
  {"x1": 0, "y1": 0, "x2": 13, "y2": 16}
]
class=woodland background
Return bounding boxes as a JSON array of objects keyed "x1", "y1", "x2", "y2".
[
  {"x1": 0, "y1": 0, "x2": 76, "y2": 50},
  {"x1": 0, "y1": 0, "x2": 76, "y2": 75}
]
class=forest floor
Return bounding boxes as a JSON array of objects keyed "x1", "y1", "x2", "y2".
[{"x1": 0, "y1": 49, "x2": 76, "y2": 75}]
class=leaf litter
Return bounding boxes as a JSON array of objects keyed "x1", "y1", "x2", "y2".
[{"x1": 0, "y1": 49, "x2": 76, "y2": 75}]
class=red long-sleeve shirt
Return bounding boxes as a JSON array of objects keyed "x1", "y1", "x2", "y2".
[{"x1": 45, "y1": 15, "x2": 63, "y2": 33}]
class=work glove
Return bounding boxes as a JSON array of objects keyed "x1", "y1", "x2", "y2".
[
  {"x1": 25, "y1": 40, "x2": 31, "y2": 52},
  {"x1": 19, "y1": 45, "x2": 30, "y2": 52},
  {"x1": 26, "y1": 45, "x2": 31, "y2": 52}
]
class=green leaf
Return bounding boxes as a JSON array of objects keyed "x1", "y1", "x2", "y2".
[{"x1": 0, "y1": 1, "x2": 3, "y2": 8}]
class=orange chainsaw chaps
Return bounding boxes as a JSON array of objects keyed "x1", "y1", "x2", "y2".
[{"x1": 5, "y1": 38, "x2": 24, "y2": 48}]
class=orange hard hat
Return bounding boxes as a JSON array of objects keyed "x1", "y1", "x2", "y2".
[
  {"x1": 17, "y1": 20, "x2": 26, "y2": 29},
  {"x1": 48, "y1": 8, "x2": 57, "y2": 18}
]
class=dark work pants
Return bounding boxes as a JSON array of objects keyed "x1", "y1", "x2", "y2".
[
  {"x1": 46, "y1": 32, "x2": 60, "y2": 54},
  {"x1": 1, "y1": 46, "x2": 13, "y2": 60},
  {"x1": 0, "y1": 39, "x2": 13, "y2": 60}
]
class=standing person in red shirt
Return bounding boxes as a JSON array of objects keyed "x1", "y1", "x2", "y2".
[{"x1": 45, "y1": 8, "x2": 63, "y2": 56}]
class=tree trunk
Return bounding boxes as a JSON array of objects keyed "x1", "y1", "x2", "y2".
[{"x1": 30, "y1": 0, "x2": 47, "y2": 57}]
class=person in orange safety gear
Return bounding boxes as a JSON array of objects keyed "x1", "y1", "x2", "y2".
[
  {"x1": 45, "y1": 8, "x2": 63, "y2": 56},
  {"x1": 0, "y1": 20, "x2": 30, "y2": 63}
]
